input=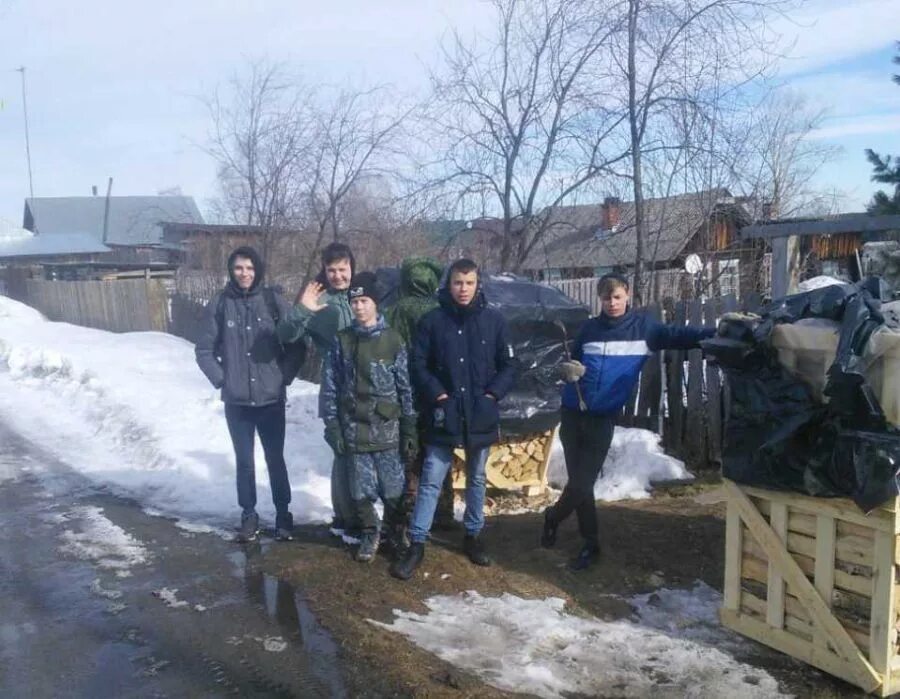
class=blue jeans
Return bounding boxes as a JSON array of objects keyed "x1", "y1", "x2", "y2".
[{"x1": 408, "y1": 444, "x2": 489, "y2": 543}]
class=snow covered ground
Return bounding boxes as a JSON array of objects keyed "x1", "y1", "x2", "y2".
[
  {"x1": 372, "y1": 584, "x2": 787, "y2": 698},
  {"x1": 0, "y1": 295, "x2": 689, "y2": 528}
]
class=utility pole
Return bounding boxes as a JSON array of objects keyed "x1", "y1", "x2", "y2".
[{"x1": 16, "y1": 66, "x2": 35, "y2": 200}]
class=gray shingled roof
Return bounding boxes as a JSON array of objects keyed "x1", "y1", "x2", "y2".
[
  {"x1": 0, "y1": 232, "x2": 111, "y2": 258},
  {"x1": 25, "y1": 196, "x2": 203, "y2": 246},
  {"x1": 522, "y1": 189, "x2": 736, "y2": 271}
]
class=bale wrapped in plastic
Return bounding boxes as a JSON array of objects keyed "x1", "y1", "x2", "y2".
[{"x1": 705, "y1": 277, "x2": 900, "y2": 512}]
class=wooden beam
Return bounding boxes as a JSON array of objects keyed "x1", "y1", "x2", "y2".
[
  {"x1": 742, "y1": 214, "x2": 900, "y2": 240},
  {"x1": 724, "y1": 480, "x2": 882, "y2": 691},
  {"x1": 870, "y1": 531, "x2": 898, "y2": 677},
  {"x1": 720, "y1": 609, "x2": 883, "y2": 695}
]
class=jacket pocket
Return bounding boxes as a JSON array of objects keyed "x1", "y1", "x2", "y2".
[
  {"x1": 374, "y1": 400, "x2": 401, "y2": 420},
  {"x1": 469, "y1": 394, "x2": 499, "y2": 433},
  {"x1": 433, "y1": 397, "x2": 461, "y2": 435}
]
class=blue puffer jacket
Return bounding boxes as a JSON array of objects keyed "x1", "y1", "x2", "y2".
[
  {"x1": 561, "y1": 309, "x2": 714, "y2": 415},
  {"x1": 411, "y1": 287, "x2": 517, "y2": 449}
]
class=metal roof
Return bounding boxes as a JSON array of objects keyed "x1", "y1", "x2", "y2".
[
  {"x1": 0, "y1": 232, "x2": 111, "y2": 258},
  {"x1": 25, "y1": 196, "x2": 203, "y2": 246}
]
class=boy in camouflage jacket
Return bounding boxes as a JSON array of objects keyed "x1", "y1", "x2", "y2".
[{"x1": 320, "y1": 272, "x2": 417, "y2": 561}]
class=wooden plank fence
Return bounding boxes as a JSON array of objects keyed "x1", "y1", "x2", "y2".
[{"x1": 21, "y1": 279, "x2": 169, "y2": 333}]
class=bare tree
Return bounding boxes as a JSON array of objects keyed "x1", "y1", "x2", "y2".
[
  {"x1": 424, "y1": 0, "x2": 630, "y2": 273},
  {"x1": 614, "y1": 0, "x2": 795, "y2": 302},
  {"x1": 300, "y1": 85, "x2": 413, "y2": 280},
  {"x1": 737, "y1": 89, "x2": 841, "y2": 219},
  {"x1": 204, "y1": 60, "x2": 312, "y2": 238},
  {"x1": 204, "y1": 62, "x2": 415, "y2": 283}
]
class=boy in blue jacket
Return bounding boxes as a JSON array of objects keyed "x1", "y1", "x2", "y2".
[{"x1": 542, "y1": 274, "x2": 714, "y2": 570}]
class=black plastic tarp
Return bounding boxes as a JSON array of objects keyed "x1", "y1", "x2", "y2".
[
  {"x1": 704, "y1": 277, "x2": 900, "y2": 512},
  {"x1": 376, "y1": 269, "x2": 589, "y2": 436}
]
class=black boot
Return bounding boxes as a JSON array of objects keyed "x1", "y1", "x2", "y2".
[
  {"x1": 390, "y1": 542, "x2": 425, "y2": 580},
  {"x1": 540, "y1": 507, "x2": 558, "y2": 548},
  {"x1": 274, "y1": 511, "x2": 294, "y2": 541},
  {"x1": 569, "y1": 542, "x2": 600, "y2": 571},
  {"x1": 236, "y1": 511, "x2": 259, "y2": 543},
  {"x1": 463, "y1": 535, "x2": 491, "y2": 567}
]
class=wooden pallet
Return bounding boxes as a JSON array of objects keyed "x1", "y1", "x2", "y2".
[
  {"x1": 720, "y1": 479, "x2": 900, "y2": 696},
  {"x1": 451, "y1": 428, "x2": 555, "y2": 495}
]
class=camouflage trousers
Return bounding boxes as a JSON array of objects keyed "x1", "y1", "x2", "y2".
[{"x1": 350, "y1": 449, "x2": 405, "y2": 535}]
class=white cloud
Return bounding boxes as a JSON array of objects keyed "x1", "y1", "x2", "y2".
[
  {"x1": 809, "y1": 113, "x2": 900, "y2": 140},
  {"x1": 772, "y1": 0, "x2": 899, "y2": 76}
]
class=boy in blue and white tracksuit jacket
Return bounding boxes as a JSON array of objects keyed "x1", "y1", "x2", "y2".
[{"x1": 542, "y1": 274, "x2": 714, "y2": 570}]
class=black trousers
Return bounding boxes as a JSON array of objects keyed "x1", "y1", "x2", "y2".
[
  {"x1": 550, "y1": 408, "x2": 615, "y2": 548},
  {"x1": 224, "y1": 402, "x2": 292, "y2": 516}
]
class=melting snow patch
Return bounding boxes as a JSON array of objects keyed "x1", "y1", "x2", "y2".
[
  {"x1": 59, "y1": 506, "x2": 149, "y2": 571},
  {"x1": 152, "y1": 587, "x2": 190, "y2": 609},
  {"x1": 263, "y1": 637, "x2": 288, "y2": 652},
  {"x1": 371, "y1": 591, "x2": 788, "y2": 698}
]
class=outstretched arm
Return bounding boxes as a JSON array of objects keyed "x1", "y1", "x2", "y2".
[{"x1": 646, "y1": 320, "x2": 715, "y2": 352}]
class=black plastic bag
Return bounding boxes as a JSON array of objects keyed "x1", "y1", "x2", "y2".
[{"x1": 705, "y1": 277, "x2": 900, "y2": 512}]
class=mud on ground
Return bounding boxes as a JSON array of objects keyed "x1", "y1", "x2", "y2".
[{"x1": 259, "y1": 481, "x2": 868, "y2": 698}]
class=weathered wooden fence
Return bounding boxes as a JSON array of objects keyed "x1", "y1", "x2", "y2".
[{"x1": 21, "y1": 279, "x2": 169, "y2": 333}]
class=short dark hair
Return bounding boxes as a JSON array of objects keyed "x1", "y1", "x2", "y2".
[
  {"x1": 448, "y1": 258, "x2": 478, "y2": 277},
  {"x1": 597, "y1": 273, "x2": 629, "y2": 297},
  {"x1": 321, "y1": 242, "x2": 354, "y2": 269}
]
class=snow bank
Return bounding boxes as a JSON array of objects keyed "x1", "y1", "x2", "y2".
[
  {"x1": 546, "y1": 425, "x2": 692, "y2": 500},
  {"x1": 0, "y1": 295, "x2": 333, "y2": 528},
  {"x1": 372, "y1": 587, "x2": 786, "y2": 698}
]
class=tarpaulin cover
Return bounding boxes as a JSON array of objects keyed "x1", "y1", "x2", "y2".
[
  {"x1": 704, "y1": 277, "x2": 900, "y2": 512},
  {"x1": 376, "y1": 269, "x2": 589, "y2": 436}
]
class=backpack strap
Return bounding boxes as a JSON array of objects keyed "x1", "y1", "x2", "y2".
[{"x1": 262, "y1": 286, "x2": 280, "y2": 324}]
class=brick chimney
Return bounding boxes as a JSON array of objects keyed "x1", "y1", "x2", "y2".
[{"x1": 601, "y1": 196, "x2": 621, "y2": 230}]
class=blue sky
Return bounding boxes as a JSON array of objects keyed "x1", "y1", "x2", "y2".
[{"x1": 0, "y1": 0, "x2": 897, "y2": 227}]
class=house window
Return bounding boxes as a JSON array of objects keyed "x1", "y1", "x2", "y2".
[{"x1": 707, "y1": 257, "x2": 740, "y2": 297}]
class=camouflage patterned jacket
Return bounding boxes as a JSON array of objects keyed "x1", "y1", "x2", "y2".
[{"x1": 320, "y1": 316, "x2": 416, "y2": 453}]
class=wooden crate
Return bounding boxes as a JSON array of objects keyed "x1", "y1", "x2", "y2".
[
  {"x1": 720, "y1": 479, "x2": 900, "y2": 696},
  {"x1": 451, "y1": 428, "x2": 556, "y2": 495}
]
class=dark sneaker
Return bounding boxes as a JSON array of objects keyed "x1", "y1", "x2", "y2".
[
  {"x1": 274, "y1": 512, "x2": 294, "y2": 541},
  {"x1": 463, "y1": 535, "x2": 491, "y2": 567},
  {"x1": 356, "y1": 531, "x2": 380, "y2": 562},
  {"x1": 236, "y1": 512, "x2": 259, "y2": 543},
  {"x1": 390, "y1": 542, "x2": 425, "y2": 580},
  {"x1": 540, "y1": 507, "x2": 558, "y2": 548},
  {"x1": 569, "y1": 543, "x2": 600, "y2": 571}
]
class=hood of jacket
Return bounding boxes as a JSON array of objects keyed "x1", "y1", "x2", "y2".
[
  {"x1": 400, "y1": 257, "x2": 443, "y2": 299},
  {"x1": 226, "y1": 245, "x2": 265, "y2": 296},
  {"x1": 437, "y1": 286, "x2": 486, "y2": 318}
]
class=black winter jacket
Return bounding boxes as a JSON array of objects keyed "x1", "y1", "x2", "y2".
[
  {"x1": 195, "y1": 261, "x2": 291, "y2": 407},
  {"x1": 410, "y1": 287, "x2": 517, "y2": 449}
]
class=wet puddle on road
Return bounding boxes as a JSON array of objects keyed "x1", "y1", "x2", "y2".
[{"x1": 228, "y1": 548, "x2": 346, "y2": 697}]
